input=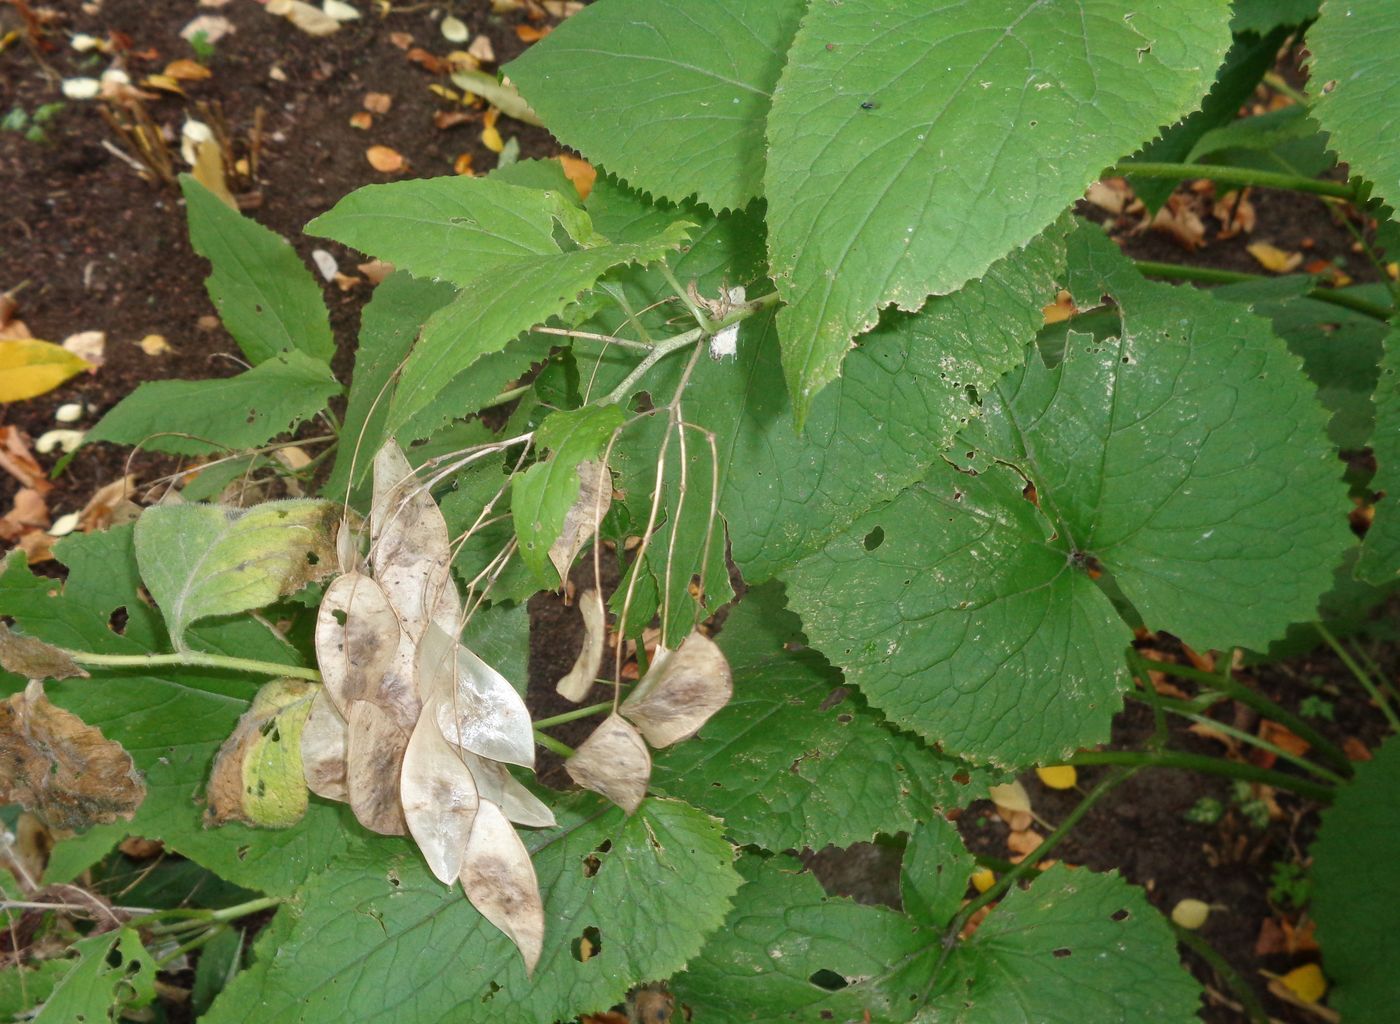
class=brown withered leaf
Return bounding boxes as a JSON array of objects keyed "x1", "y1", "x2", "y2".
[
  {"x1": 346, "y1": 700, "x2": 410, "y2": 835},
  {"x1": 301, "y1": 688, "x2": 348, "y2": 802},
  {"x1": 547, "y1": 459, "x2": 612, "y2": 585},
  {"x1": 556, "y1": 587, "x2": 605, "y2": 702},
  {"x1": 460, "y1": 799, "x2": 545, "y2": 975},
  {"x1": 401, "y1": 711, "x2": 479, "y2": 883},
  {"x1": 0, "y1": 487, "x2": 48, "y2": 543},
  {"x1": 620, "y1": 630, "x2": 732, "y2": 748},
  {"x1": 0, "y1": 426, "x2": 51, "y2": 494},
  {"x1": 1, "y1": 681, "x2": 145, "y2": 831},
  {"x1": 0, "y1": 624, "x2": 88, "y2": 681},
  {"x1": 565, "y1": 713, "x2": 650, "y2": 814},
  {"x1": 205, "y1": 678, "x2": 316, "y2": 829}
]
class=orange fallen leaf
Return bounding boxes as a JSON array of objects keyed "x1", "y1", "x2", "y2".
[
  {"x1": 1248, "y1": 242, "x2": 1304, "y2": 274},
  {"x1": 1259, "y1": 720, "x2": 1310, "y2": 757},
  {"x1": 0, "y1": 427, "x2": 51, "y2": 494},
  {"x1": 1086, "y1": 178, "x2": 1133, "y2": 215},
  {"x1": 366, "y1": 145, "x2": 406, "y2": 173},
  {"x1": 516, "y1": 24, "x2": 551, "y2": 42},
  {"x1": 1147, "y1": 193, "x2": 1207, "y2": 250},
  {"x1": 558, "y1": 154, "x2": 596, "y2": 200},
  {"x1": 78, "y1": 476, "x2": 137, "y2": 533},
  {"x1": 481, "y1": 111, "x2": 504, "y2": 153},
  {"x1": 164, "y1": 58, "x2": 212, "y2": 81},
  {"x1": 1041, "y1": 289, "x2": 1077, "y2": 325},
  {"x1": 1007, "y1": 829, "x2": 1043, "y2": 857},
  {"x1": 1343, "y1": 736, "x2": 1372, "y2": 761},
  {"x1": 1212, "y1": 189, "x2": 1256, "y2": 239},
  {"x1": 349, "y1": 111, "x2": 373, "y2": 130},
  {"x1": 356, "y1": 260, "x2": 394, "y2": 285},
  {"x1": 0, "y1": 487, "x2": 49, "y2": 542},
  {"x1": 389, "y1": 31, "x2": 414, "y2": 50},
  {"x1": 454, "y1": 152, "x2": 475, "y2": 175},
  {"x1": 406, "y1": 47, "x2": 448, "y2": 74},
  {"x1": 363, "y1": 91, "x2": 392, "y2": 113}
]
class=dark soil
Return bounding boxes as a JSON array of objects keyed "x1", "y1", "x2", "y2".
[{"x1": 3, "y1": 8, "x2": 1397, "y2": 1024}]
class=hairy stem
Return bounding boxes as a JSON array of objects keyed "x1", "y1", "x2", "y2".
[
  {"x1": 1114, "y1": 161, "x2": 1356, "y2": 199},
  {"x1": 1067, "y1": 749, "x2": 1333, "y2": 803},
  {"x1": 65, "y1": 650, "x2": 321, "y2": 682}
]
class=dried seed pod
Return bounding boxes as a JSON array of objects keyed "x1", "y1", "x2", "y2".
[
  {"x1": 418, "y1": 623, "x2": 535, "y2": 769},
  {"x1": 556, "y1": 587, "x2": 605, "y2": 703},
  {"x1": 547, "y1": 459, "x2": 612, "y2": 584},
  {"x1": 401, "y1": 711, "x2": 479, "y2": 883},
  {"x1": 345, "y1": 700, "x2": 409, "y2": 835},
  {"x1": 566, "y1": 713, "x2": 651, "y2": 813},
  {"x1": 460, "y1": 799, "x2": 545, "y2": 975},
  {"x1": 315, "y1": 572, "x2": 404, "y2": 714},
  {"x1": 621, "y1": 630, "x2": 732, "y2": 748},
  {"x1": 370, "y1": 440, "x2": 461, "y2": 641},
  {"x1": 462, "y1": 751, "x2": 557, "y2": 829},
  {"x1": 301, "y1": 688, "x2": 348, "y2": 802}
]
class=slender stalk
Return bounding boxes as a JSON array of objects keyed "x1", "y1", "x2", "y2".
[
  {"x1": 529, "y1": 325, "x2": 653, "y2": 352},
  {"x1": 601, "y1": 327, "x2": 704, "y2": 406},
  {"x1": 66, "y1": 649, "x2": 321, "y2": 682},
  {"x1": 144, "y1": 896, "x2": 282, "y2": 937},
  {"x1": 534, "y1": 730, "x2": 575, "y2": 758},
  {"x1": 1161, "y1": 702, "x2": 1346, "y2": 785},
  {"x1": 1174, "y1": 924, "x2": 1270, "y2": 1024},
  {"x1": 477, "y1": 383, "x2": 533, "y2": 412},
  {"x1": 1114, "y1": 161, "x2": 1356, "y2": 199},
  {"x1": 533, "y1": 702, "x2": 614, "y2": 731},
  {"x1": 1067, "y1": 749, "x2": 1333, "y2": 803},
  {"x1": 1316, "y1": 622, "x2": 1400, "y2": 732},
  {"x1": 1128, "y1": 652, "x2": 1354, "y2": 776},
  {"x1": 658, "y1": 264, "x2": 713, "y2": 330},
  {"x1": 1133, "y1": 260, "x2": 1396, "y2": 321},
  {"x1": 154, "y1": 924, "x2": 227, "y2": 968}
]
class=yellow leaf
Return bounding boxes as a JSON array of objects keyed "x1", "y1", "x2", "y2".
[
  {"x1": 558, "y1": 154, "x2": 596, "y2": 200},
  {"x1": 1247, "y1": 242, "x2": 1303, "y2": 274},
  {"x1": 0, "y1": 340, "x2": 92, "y2": 402},
  {"x1": 1279, "y1": 963, "x2": 1327, "y2": 1003},
  {"x1": 988, "y1": 779, "x2": 1031, "y2": 815},
  {"x1": 1035, "y1": 765, "x2": 1077, "y2": 789},
  {"x1": 970, "y1": 868, "x2": 996, "y2": 893},
  {"x1": 481, "y1": 123, "x2": 504, "y2": 153}
]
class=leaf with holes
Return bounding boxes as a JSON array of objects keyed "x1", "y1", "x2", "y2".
[
  {"x1": 785, "y1": 229, "x2": 1350, "y2": 766},
  {"x1": 31, "y1": 928, "x2": 156, "y2": 1024},
  {"x1": 201, "y1": 797, "x2": 741, "y2": 1024},
  {"x1": 764, "y1": 0, "x2": 1231, "y2": 421},
  {"x1": 507, "y1": 0, "x2": 806, "y2": 211}
]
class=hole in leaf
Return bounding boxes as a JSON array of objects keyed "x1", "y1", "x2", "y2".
[
  {"x1": 481, "y1": 981, "x2": 500, "y2": 1003},
  {"x1": 108, "y1": 607, "x2": 129, "y2": 635},
  {"x1": 1052, "y1": 947, "x2": 1072, "y2": 958},
  {"x1": 809, "y1": 969, "x2": 849, "y2": 991},
  {"x1": 105, "y1": 947, "x2": 125, "y2": 969},
  {"x1": 333, "y1": 609, "x2": 348, "y2": 626},
  {"x1": 1111, "y1": 908, "x2": 1130, "y2": 922},
  {"x1": 571, "y1": 925, "x2": 602, "y2": 962},
  {"x1": 582, "y1": 854, "x2": 602, "y2": 878},
  {"x1": 863, "y1": 526, "x2": 885, "y2": 551}
]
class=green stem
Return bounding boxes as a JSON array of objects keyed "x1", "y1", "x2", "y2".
[
  {"x1": 1129, "y1": 652, "x2": 1354, "y2": 776},
  {"x1": 658, "y1": 264, "x2": 714, "y2": 331},
  {"x1": 1133, "y1": 260, "x2": 1396, "y2": 321},
  {"x1": 1173, "y1": 924, "x2": 1270, "y2": 1024},
  {"x1": 534, "y1": 730, "x2": 575, "y2": 757},
  {"x1": 601, "y1": 327, "x2": 704, "y2": 406},
  {"x1": 1161, "y1": 701, "x2": 1346, "y2": 785},
  {"x1": 154, "y1": 924, "x2": 227, "y2": 968},
  {"x1": 144, "y1": 896, "x2": 282, "y2": 937},
  {"x1": 1316, "y1": 622, "x2": 1400, "y2": 732},
  {"x1": 1262, "y1": 71, "x2": 1310, "y2": 107},
  {"x1": 1114, "y1": 161, "x2": 1356, "y2": 199},
  {"x1": 1068, "y1": 749, "x2": 1333, "y2": 803},
  {"x1": 66, "y1": 649, "x2": 322, "y2": 682},
  {"x1": 477, "y1": 384, "x2": 533, "y2": 412},
  {"x1": 533, "y1": 702, "x2": 614, "y2": 731},
  {"x1": 940, "y1": 767, "x2": 1135, "y2": 963}
]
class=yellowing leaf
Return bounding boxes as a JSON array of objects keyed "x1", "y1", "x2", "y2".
[
  {"x1": 0, "y1": 339, "x2": 92, "y2": 402},
  {"x1": 1279, "y1": 963, "x2": 1327, "y2": 1003},
  {"x1": 988, "y1": 779, "x2": 1031, "y2": 816},
  {"x1": 205, "y1": 678, "x2": 316, "y2": 828},
  {"x1": 1035, "y1": 765, "x2": 1077, "y2": 790},
  {"x1": 1247, "y1": 242, "x2": 1304, "y2": 274},
  {"x1": 970, "y1": 868, "x2": 996, "y2": 893}
]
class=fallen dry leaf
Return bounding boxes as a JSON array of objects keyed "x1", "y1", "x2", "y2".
[
  {"x1": 138, "y1": 333, "x2": 172, "y2": 356},
  {"x1": 349, "y1": 111, "x2": 373, "y2": 130},
  {"x1": 0, "y1": 624, "x2": 88, "y2": 681},
  {"x1": 266, "y1": 0, "x2": 340, "y2": 36},
  {"x1": 77, "y1": 475, "x2": 138, "y2": 532},
  {"x1": 435, "y1": 109, "x2": 477, "y2": 130},
  {"x1": 1259, "y1": 720, "x2": 1310, "y2": 757},
  {"x1": 61, "y1": 330, "x2": 105, "y2": 366},
  {"x1": 0, "y1": 680, "x2": 146, "y2": 832},
  {"x1": 566, "y1": 713, "x2": 651, "y2": 813},
  {"x1": 164, "y1": 58, "x2": 212, "y2": 81},
  {"x1": 441, "y1": 14, "x2": 469, "y2": 43},
  {"x1": 407, "y1": 47, "x2": 449, "y2": 74},
  {"x1": 1248, "y1": 242, "x2": 1304, "y2": 274},
  {"x1": 481, "y1": 109, "x2": 504, "y2": 153},
  {"x1": 0, "y1": 339, "x2": 93, "y2": 402},
  {"x1": 1086, "y1": 178, "x2": 1134, "y2": 215},
  {"x1": 389, "y1": 30, "x2": 414, "y2": 49},
  {"x1": 468, "y1": 34, "x2": 496, "y2": 63},
  {"x1": 0, "y1": 426, "x2": 51, "y2": 493},
  {"x1": 516, "y1": 24, "x2": 550, "y2": 42},
  {"x1": 988, "y1": 779, "x2": 1031, "y2": 816},
  {"x1": 1343, "y1": 736, "x2": 1372, "y2": 761},
  {"x1": 0, "y1": 487, "x2": 49, "y2": 543},
  {"x1": 454, "y1": 152, "x2": 475, "y2": 175},
  {"x1": 181, "y1": 14, "x2": 235, "y2": 44},
  {"x1": 1147, "y1": 193, "x2": 1207, "y2": 250},
  {"x1": 363, "y1": 91, "x2": 392, "y2": 113},
  {"x1": 366, "y1": 144, "x2": 406, "y2": 173},
  {"x1": 1212, "y1": 189, "x2": 1256, "y2": 239},
  {"x1": 1007, "y1": 828, "x2": 1043, "y2": 857}
]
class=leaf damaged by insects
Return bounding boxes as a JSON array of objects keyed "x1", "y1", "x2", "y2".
[
  {"x1": 206, "y1": 678, "x2": 317, "y2": 829},
  {"x1": 566, "y1": 713, "x2": 651, "y2": 814},
  {"x1": 461, "y1": 798, "x2": 546, "y2": 975},
  {"x1": 345, "y1": 699, "x2": 410, "y2": 836},
  {"x1": 556, "y1": 587, "x2": 606, "y2": 702},
  {"x1": 0, "y1": 680, "x2": 146, "y2": 832},
  {"x1": 622, "y1": 630, "x2": 733, "y2": 748}
]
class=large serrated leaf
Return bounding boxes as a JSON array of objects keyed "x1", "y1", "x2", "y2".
[
  {"x1": 1358, "y1": 330, "x2": 1400, "y2": 583},
  {"x1": 85, "y1": 349, "x2": 341, "y2": 457},
  {"x1": 1311, "y1": 735, "x2": 1400, "y2": 1022},
  {"x1": 764, "y1": 0, "x2": 1232, "y2": 421},
  {"x1": 135, "y1": 499, "x2": 340, "y2": 648},
  {"x1": 1309, "y1": 0, "x2": 1400, "y2": 209},
  {"x1": 31, "y1": 928, "x2": 156, "y2": 1024},
  {"x1": 202, "y1": 797, "x2": 741, "y2": 1024},
  {"x1": 181, "y1": 175, "x2": 333, "y2": 364},
  {"x1": 652, "y1": 584, "x2": 990, "y2": 850},
  {"x1": 786, "y1": 230, "x2": 1351, "y2": 766},
  {"x1": 507, "y1": 0, "x2": 806, "y2": 211}
]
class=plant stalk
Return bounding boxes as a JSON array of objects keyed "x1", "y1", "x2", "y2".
[
  {"x1": 1173, "y1": 924, "x2": 1270, "y2": 1024},
  {"x1": 533, "y1": 702, "x2": 614, "y2": 731},
  {"x1": 1316, "y1": 622, "x2": 1400, "y2": 732},
  {"x1": 1067, "y1": 749, "x2": 1333, "y2": 803},
  {"x1": 533, "y1": 730, "x2": 575, "y2": 758},
  {"x1": 1114, "y1": 161, "x2": 1356, "y2": 199},
  {"x1": 65, "y1": 649, "x2": 322, "y2": 682}
]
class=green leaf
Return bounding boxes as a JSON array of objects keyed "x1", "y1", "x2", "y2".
[
  {"x1": 0, "y1": 957, "x2": 70, "y2": 1020},
  {"x1": 192, "y1": 926, "x2": 246, "y2": 1017},
  {"x1": 764, "y1": 0, "x2": 1232, "y2": 422},
  {"x1": 1309, "y1": 0, "x2": 1400, "y2": 208},
  {"x1": 389, "y1": 221, "x2": 690, "y2": 438},
  {"x1": 1311, "y1": 734, "x2": 1400, "y2": 1021},
  {"x1": 1359, "y1": 330, "x2": 1400, "y2": 583},
  {"x1": 1231, "y1": 0, "x2": 1318, "y2": 34},
  {"x1": 85, "y1": 349, "x2": 341, "y2": 457},
  {"x1": 32, "y1": 928, "x2": 156, "y2": 1024},
  {"x1": 786, "y1": 229, "x2": 1351, "y2": 765},
  {"x1": 307, "y1": 177, "x2": 573, "y2": 284},
  {"x1": 0, "y1": 535, "x2": 364, "y2": 896},
  {"x1": 181, "y1": 176, "x2": 334, "y2": 365},
  {"x1": 134, "y1": 499, "x2": 339, "y2": 648},
  {"x1": 203, "y1": 797, "x2": 741, "y2": 1024},
  {"x1": 652, "y1": 583, "x2": 992, "y2": 851},
  {"x1": 676, "y1": 857, "x2": 1200, "y2": 1022},
  {"x1": 1185, "y1": 106, "x2": 1333, "y2": 179},
  {"x1": 441, "y1": 452, "x2": 542, "y2": 606},
  {"x1": 900, "y1": 818, "x2": 976, "y2": 929},
  {"x1": 512, "y1": 405, "x2": 625, "y2": 583},
  {"x1": 508, "y1": 0, "x2": 805, "y2": 211}
]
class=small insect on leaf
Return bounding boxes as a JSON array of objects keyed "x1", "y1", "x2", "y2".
[
  {"x1": 0, "y1": 681, "x2": 146, "y2": 832},
  {"x1": 460, "y1": 799, "x2": 545, "y2": 975},
  {"x1": 206, "y1": 678, "x2": 316, "y2": 829},
  {"x1": 301, "y1": 688, "x2": 349, "y2": 802},
  {"x1": 566, "y1": 713, "x2": 652, "y2": 814},
  {"x1": 621, "y1": 630, "x2": 733, "y2": 748},
  {"x1": 401, "y1": 709, "x2": 480, "y2": 884},
  {"x1": 345, "y1": 699, "x2": 410, "y2": 835},
  {"x1": 371, "y1": 440, "x2": 460, "y2": 641},
  {"x1": 557, "y1": 587, "x2": 607, "y2": 702},
  {"x1": 419, "y1": 622, "x2": 536, "y2": 769}
]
